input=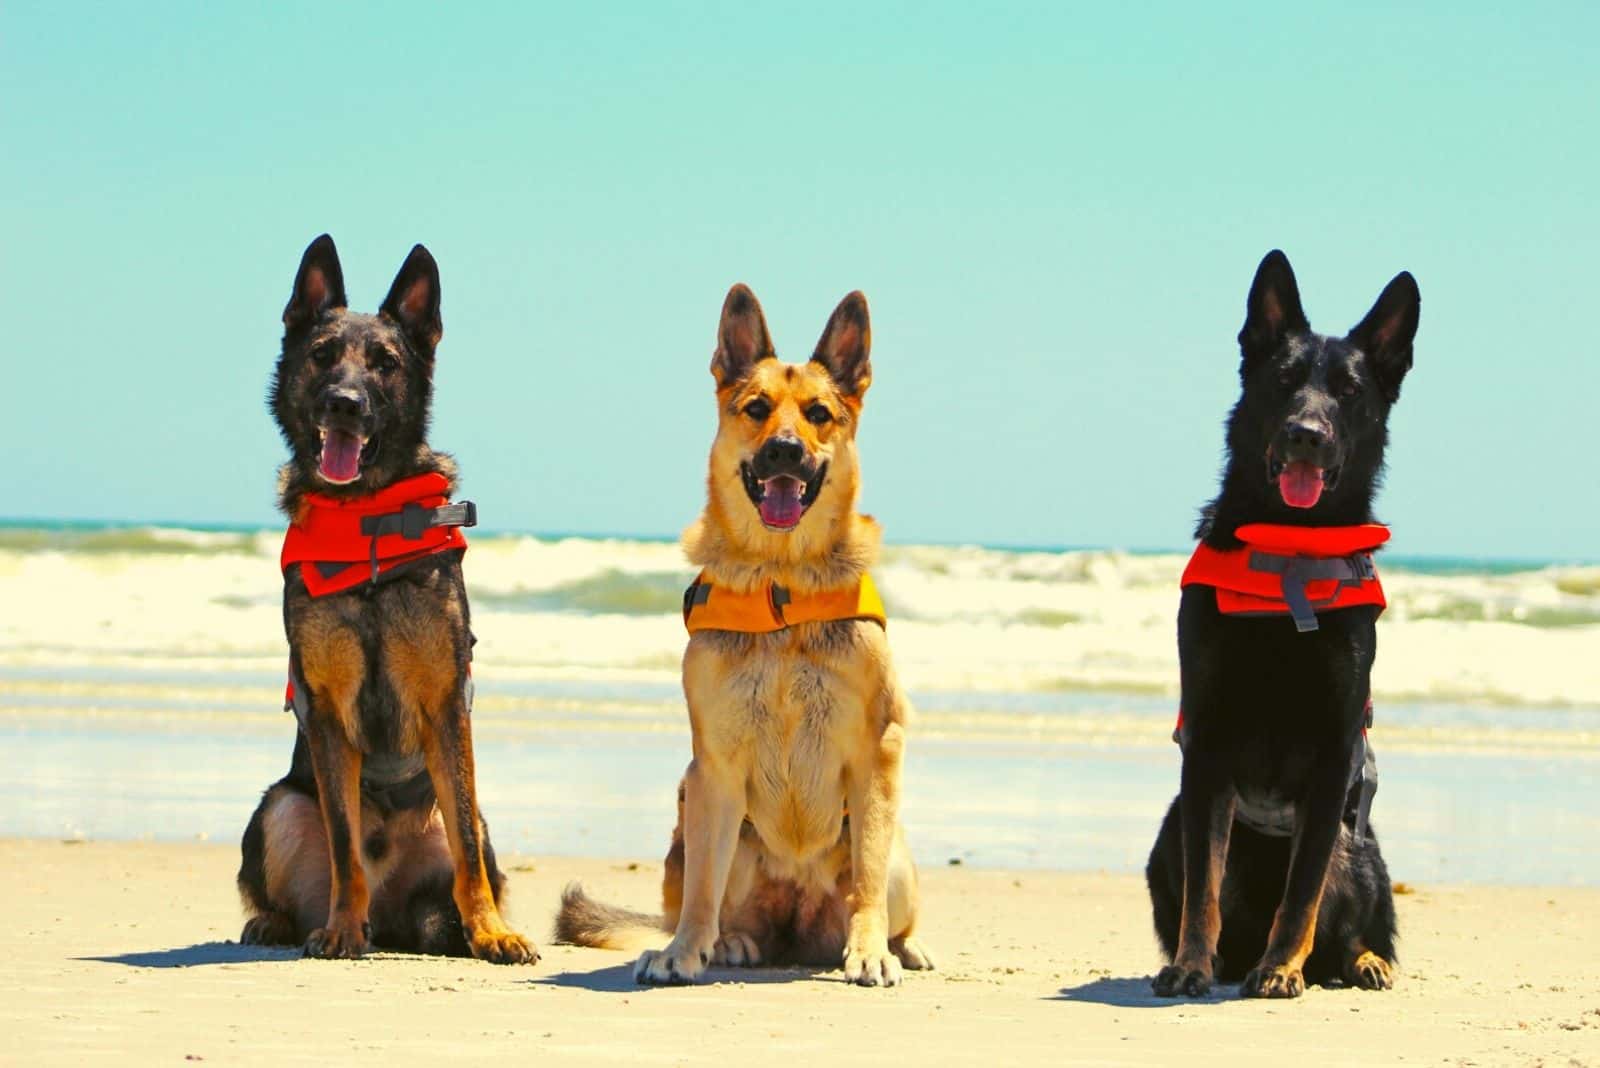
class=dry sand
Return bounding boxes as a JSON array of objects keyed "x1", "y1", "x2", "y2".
[{"x1": 3, "y1": 839, "x2": 1597, "y2": 1066}]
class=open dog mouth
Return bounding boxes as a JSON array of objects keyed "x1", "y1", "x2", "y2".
[
  {"x1": 1267, "y1": 453, "x2": 1341, "y2": 509},
  {"x1": 317, "y1": 426, "x2": 376, "y2": 485},
  {"x1": 741, "y1": 461, "x2": 826, "y2": 530}
]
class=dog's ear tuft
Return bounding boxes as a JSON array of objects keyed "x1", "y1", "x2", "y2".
[
  {"x1": 380, "y1": 244, "x2": 443, "y2": 351},
  {"x1": 1238, "y1": 250, "x2": 1309, "y2": 372},
  {"x1": 283, "y1": 234, "x2": 348, "y2": 332},
  {"x1": 711, "y1": 284, "x2": 775, "y2": 387},
  {"x1": 1348, "y1": 270, "x2": 1420, "y2": 403},
  {"x1": 811, "y1": 291, "x2": 872, "y2": 397}
]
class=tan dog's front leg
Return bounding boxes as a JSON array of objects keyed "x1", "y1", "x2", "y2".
[
  {"x1": 635, "y1": 757, "x2": 744, "y2": 985},
  {"x1": 843, "y1": 719, "x2": 906, "y2": 987}
]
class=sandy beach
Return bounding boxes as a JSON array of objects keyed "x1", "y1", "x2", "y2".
[{"x1": 4, "y1": 839, "x2": 1597, "y2": 1066}]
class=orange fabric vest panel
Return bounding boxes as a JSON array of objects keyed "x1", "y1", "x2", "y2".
[{"x1": 683, "y1": 572, "x2": 887, "y2": 634}]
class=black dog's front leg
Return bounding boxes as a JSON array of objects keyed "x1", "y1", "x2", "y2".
[
  {"x1": 1153, "y1": 744, "x2": 1236, "y2": 997},
  {"x1": 1240, "y1": 742, "x2": 1352, "y2": 998}
]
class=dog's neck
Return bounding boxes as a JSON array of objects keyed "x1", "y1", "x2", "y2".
[
  {"x1": 682, "y1": 510, "x2": 882, "y2": 596},
  {"x1": 277, "y1": 446, "x2": 458, "y2": 524}
]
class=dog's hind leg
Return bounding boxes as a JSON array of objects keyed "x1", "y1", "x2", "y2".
[
  {"x1": 1340, "y1": 829, "x2": 1398, "y2": 990},
  {"x1": 238, "y1": 782, "x2": 331, "y2": 946},
  {"x1": 887, "y1": 826, "x2": 934, "y2": 971},
  {"x1": 1144, "y1": 796, "x2": 1184, "y2": 964}
]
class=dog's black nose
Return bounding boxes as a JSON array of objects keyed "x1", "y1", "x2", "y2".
[
  {"x1": 321, "y1": 389, "x2": 365, "y2": 420},
  {"x1": 1285, "y1": 422, "x2": 1329, "y2": 450},
  {"x1": 759, "y1": 436, "x2": 805, "y2": 469}
]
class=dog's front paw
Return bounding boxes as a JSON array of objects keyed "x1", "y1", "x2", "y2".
[
  {"x1": 1152, "y1": 963, "x2": 1213, "y2": 997},
  {"x1": 1343, "y1": 950, "x2": 1394, "y2": 991},
  {"x1": 469, "y1": 929, "x2": 538, "y2": 965},
  {"x1": 844, "y1": 939, "x2": 904, "y2": 988},
  {"x1": 304, "y1": 919, "x2": 370, "y2": 960},
  {"x1": 1242, "y1": 963, "x2": 1305, "y2": 998},
  {"x1": 635, "y1": 938, "x2": 712, "y2": 985}
]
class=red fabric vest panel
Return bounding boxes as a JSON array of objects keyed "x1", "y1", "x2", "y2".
[
  {"x1": 279, "y1": 472, "x2": 468, "y2": 598},
  {"x1": 1180, "y1": 523, "x2": 1389, "y2": 618}
]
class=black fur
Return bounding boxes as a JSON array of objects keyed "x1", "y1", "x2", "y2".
[{"x1": 1146, "y1": 250, "x2": 1417, "y2": 997}]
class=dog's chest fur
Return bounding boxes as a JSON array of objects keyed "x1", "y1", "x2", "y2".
[
  {"x1": 287, "y1": 563, "x2": 470, "y2": 758},
  {"x1": 686, "y1": 620, "x2": 887, "y2": 860}
]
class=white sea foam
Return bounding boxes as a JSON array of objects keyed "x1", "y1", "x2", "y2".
[{"x1": 1, "y1": 527, "x2": 1596, "y2": 708}]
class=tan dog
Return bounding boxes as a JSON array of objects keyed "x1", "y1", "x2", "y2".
[{"x1": 556, "y1": 285, "x2": 933, "y2": 987}]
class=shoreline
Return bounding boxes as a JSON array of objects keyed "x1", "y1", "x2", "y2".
[{"x1": 4, "y1": 839, "x2": 1597, "y2": 1065}]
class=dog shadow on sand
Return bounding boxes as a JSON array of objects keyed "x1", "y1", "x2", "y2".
[
  {"x1": 1052, "y1": 975, "x2": 1236, "y2": 1008},
  {"x1": 81, "y1": 942, "x2": 302, "y2": 968},
  {"x1": 532, "y1": 961, "x2": 832, "y2": 994}
]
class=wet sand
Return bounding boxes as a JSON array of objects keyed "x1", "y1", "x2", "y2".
[{"x1": 4, "y1": 839, "x2": 1598, "y2": 1066}]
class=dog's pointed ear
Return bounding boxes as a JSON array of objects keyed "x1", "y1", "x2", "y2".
[
  {"x1": 1238, "y1": 250, "x2": 1309, "y2": 370},
  {"x1": 283, "y1": 234, "x2": 347, "y2": 332},
  {"x1": 811, "y1": 291, "x2": 872, "y2": 397},
  {"x1": 380, "y1": 244, "x2": 443, "y2": 351},
  {"x1": 711, "y1": 284, "x2": 775, "y2": 387},
  {"x1": 1348, "y1": 270, "x2": 1420, "y2": 403}
]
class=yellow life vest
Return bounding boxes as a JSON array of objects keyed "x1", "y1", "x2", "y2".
[{"x1": 682, "y1": 572, "x2": 887, "y2": 634}]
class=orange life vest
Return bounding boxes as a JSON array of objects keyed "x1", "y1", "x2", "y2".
[
  {"x1": 1181, "y1": 523, "x2": 1389, "y2": 633},
  {"x1": 682, "y1": 572, "x2": 887, "y2": 634},
  {"x1": 279, "y1": 472, "x2": 474, "y2": 598}
]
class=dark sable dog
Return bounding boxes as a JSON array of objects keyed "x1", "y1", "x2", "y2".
[
  {"x1": 1146, "y1": 250, "x2": 1418, "y2": 998},
  {"x1": 236, "y1": 234, "x2": 535, "y2": 964}
]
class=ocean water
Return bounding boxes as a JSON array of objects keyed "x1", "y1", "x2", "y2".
[{"x1": 1, "y1": 522, "x2": 1597, "y2": 884}]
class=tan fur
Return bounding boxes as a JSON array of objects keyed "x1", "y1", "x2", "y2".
[
  {"x1": 251, "y1": 785, "x2": 458, "y2": 941},
  {"x1": 559, "y1": 286, "x2": 932, "y2": 986}
]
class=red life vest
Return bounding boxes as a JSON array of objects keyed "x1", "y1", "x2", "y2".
[
  {"x1": 279, "y1": 472, "x2": 473, "y2": 598},
  {"x1": 1181, "y1": 523, "x2": 1389, "y2": 633},
  {"x1": 279, "y1": 471, "x2": 476, "y2": 713}
]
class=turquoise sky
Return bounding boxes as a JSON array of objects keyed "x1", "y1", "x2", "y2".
[{"x1": 3, "y1": 3, "x2": 1595, "y2": 558}]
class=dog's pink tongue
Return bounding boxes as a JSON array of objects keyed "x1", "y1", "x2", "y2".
[
  {"x1": 759, "y1": 475, "x2": 804, "y2": 528},
  {"x1": 319, "y1": 430, "x2": 363, "y2": 483},
  {"x1": 1278, "y1": 460, "x2": 1324, "y2": 509}
]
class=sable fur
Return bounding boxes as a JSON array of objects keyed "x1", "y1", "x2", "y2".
[{"x1": 237, "y1": 234, "x2": 534, "y2": 964}]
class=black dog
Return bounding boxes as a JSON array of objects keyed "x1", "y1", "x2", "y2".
[
  {"x1": 236, "y1": 235, "x2": 535, "y2": 964},
  {"x1": 1146, "y1": 250, "x2": 1418, "y2": 998}
]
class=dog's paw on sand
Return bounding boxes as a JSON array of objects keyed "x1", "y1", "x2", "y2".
[
  {"x1": 1152, "y1": 963, "x2": 1213, "y2": 997},
  {"x1": 891, "y1": 935, "x2": 935, "y2": 971},
  {"x1": 712, "y1": 931, "x2": 761, "y2": 966},
  {"x1": 470, "y1": 930, "x2": 538, "y2": 965},
  {"x1": 239, "y1": 911, "x2": 297, "y2": 947},
  {"x1": 1343, "y1": 950, "x2": 1395, "y2": 990},
  {"x1": 635, "y1": 939, "x2": 711, "y2": 985},
  {"x1": 1242, "y1": 963, "x2": 1305, "y2": 998},
  {"x1": 843, "y1": 941, "x2": 904, "y2": 987},
  {"x1": 303, "y1": 920, "x2": 370, "y2": 960}
]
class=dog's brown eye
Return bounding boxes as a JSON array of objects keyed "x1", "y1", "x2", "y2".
[
  {"x1": 1339, "y1": 380, "x2": 1362, "y2": 398},
  {"x1": 806, "y1": 404, "x2": 832, "y2": 425},
  {"x1": 744, "y1": 399, "x2": 771, "y2": 421},
  {"x1": 375, "y1": 355, "x2": 400, "y2": 376},
  {"x1": 311, "y1": 346, "x2": 335, "y2": 367}
]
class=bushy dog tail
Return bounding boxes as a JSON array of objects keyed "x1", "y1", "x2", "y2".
[{"x1": 553, "y1": 883, "x2": 669, "y2": 951}]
